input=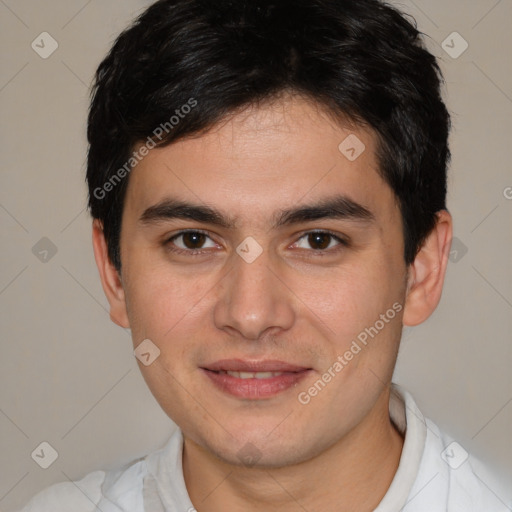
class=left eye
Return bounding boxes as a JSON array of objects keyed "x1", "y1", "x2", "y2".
[{"x1": 294, "y1": 231, "x2": 346, "y2": 251}]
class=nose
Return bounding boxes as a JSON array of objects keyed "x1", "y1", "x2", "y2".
[{"x1": 213, "y1": 245, "x2": 296, "y2": 341}]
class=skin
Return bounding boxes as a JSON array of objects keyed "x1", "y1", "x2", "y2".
[{"x1": 92, "y1": 94, "x2": 452, "y2": 511}]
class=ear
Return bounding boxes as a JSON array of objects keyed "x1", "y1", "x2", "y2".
[
  {"x1": 91, "y1": 219, "x2": 130, "y2": 328},
  {"x1": 402, "y1": 210, "x2": 453, "y2": 326}
]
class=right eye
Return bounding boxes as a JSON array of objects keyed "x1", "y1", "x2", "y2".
[{"x1": 165, "y1": 230, "x2": 219, "y2": 255}]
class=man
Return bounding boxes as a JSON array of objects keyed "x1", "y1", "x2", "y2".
[{"x1": 17, "y1": 0, "x2": 508, "y2": 510}]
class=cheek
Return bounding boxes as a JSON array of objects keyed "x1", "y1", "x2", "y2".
[
  {"x1": 124, "y1": 262, "x2": 209, "y2": 344},
  {"x1": 297, "y1": 263, "x2": 398, "y2": 343}
]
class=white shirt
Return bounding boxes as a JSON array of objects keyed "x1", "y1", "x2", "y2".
[{"x1": 15, "y1": 384, "x2": 511, "y2": 511}]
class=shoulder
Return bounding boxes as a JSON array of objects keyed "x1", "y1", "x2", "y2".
[
  {"x1": 15, "y1": 470, "x2": 106, "y2": 512},
  {"x1": 14, "y1": 431, "x2": 184, "y2": 512},
  {"x1": 15, "y1": 455, "x2": 149, "y2": 512},
  {"x1": 415, "y1": 418, "x2": 510, "y2": 511},
  {"x1": 389, "y1": 385, "x2": 510, "y2": 512}
]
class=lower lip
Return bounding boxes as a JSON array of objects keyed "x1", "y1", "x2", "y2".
[{"x1": 201, "y1": 369, "x2": 311, "y2": 399}]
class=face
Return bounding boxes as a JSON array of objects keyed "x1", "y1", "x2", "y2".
[{"x1": 111, "y1": 95, "x2": 410, "y2": 467}]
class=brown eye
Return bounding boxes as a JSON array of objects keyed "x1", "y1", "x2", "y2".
[
  {"x1": 181, "y1": 232, "x2": 207, "y2": 249},
  {"x1": 308, "y1": 232, "x2": 332, "y2": 250},
  {"x1": 167, "y1": 230, "x2": 217, "y2": 253},
  {"x1": 294, "y1": 231, "x2": 347, "y2": 252}
]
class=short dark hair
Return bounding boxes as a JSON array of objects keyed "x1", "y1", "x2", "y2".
[{"x1": 86, "y1": 0, "x2": 451, "y2": 273}]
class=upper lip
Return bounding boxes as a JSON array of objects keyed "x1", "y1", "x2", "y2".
[{"x1": 203, "y1": 359, "x2": 310, "y2": 373}]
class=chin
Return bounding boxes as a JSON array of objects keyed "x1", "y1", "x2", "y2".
[{"x1": 194, "y1": 424, "x2": 320, "y2": 469}]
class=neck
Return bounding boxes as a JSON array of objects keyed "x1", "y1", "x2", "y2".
[{"x1": 182, "y1": 386, "x2": 404, "y2": 512}]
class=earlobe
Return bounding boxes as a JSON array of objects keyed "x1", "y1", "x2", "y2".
[
  {"x1": 91, "y1": 219, "x2": 130, "y2": 328},
  {"x1": 402, "y1": 210, "x2": 453, "y2": 327}
]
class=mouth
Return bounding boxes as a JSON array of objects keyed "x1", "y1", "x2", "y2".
[{"x1": 200, "y1": 359, "x2": 313, "y2": 399}]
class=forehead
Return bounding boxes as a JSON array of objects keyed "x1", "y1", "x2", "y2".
[{"x1": 123, "y1": 95, "x2": 396, "y2": 225}]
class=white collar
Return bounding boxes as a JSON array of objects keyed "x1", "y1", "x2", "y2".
[{"x1": 374, "y1": 383, "x2": 427, "y2": 511}]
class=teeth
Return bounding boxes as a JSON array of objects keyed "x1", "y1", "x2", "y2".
[{"x1": 223, "y1": 371, "x2": 284, "y2": 379}]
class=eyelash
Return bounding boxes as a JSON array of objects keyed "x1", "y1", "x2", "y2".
[{"x1": 164, "y1": 229, "x2": 349, "y2": 257}]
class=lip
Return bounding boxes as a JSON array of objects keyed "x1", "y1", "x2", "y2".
[
  {"x1": 201, "y1": 359, "x2": 312, "y2": 399},
  {"x1": 204, "y1": 359, "x2": 310, "y2": 373}
]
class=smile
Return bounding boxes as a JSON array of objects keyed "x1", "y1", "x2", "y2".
[{"x1": 201, "y1": 360, "x2": 312, "y2": 399}]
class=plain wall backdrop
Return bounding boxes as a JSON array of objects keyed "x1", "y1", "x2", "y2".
[{"x1": 1, "y1": 0, "x2": 511, "y2": 510}]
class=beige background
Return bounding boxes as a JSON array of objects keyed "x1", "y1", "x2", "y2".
[{"x1": 1, "y1": 1, "x2": 511, "y2": 510}]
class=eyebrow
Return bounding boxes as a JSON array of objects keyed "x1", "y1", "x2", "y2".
[{"x1": 138, "y1": 195, "x2": 375, "y2": 230}]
